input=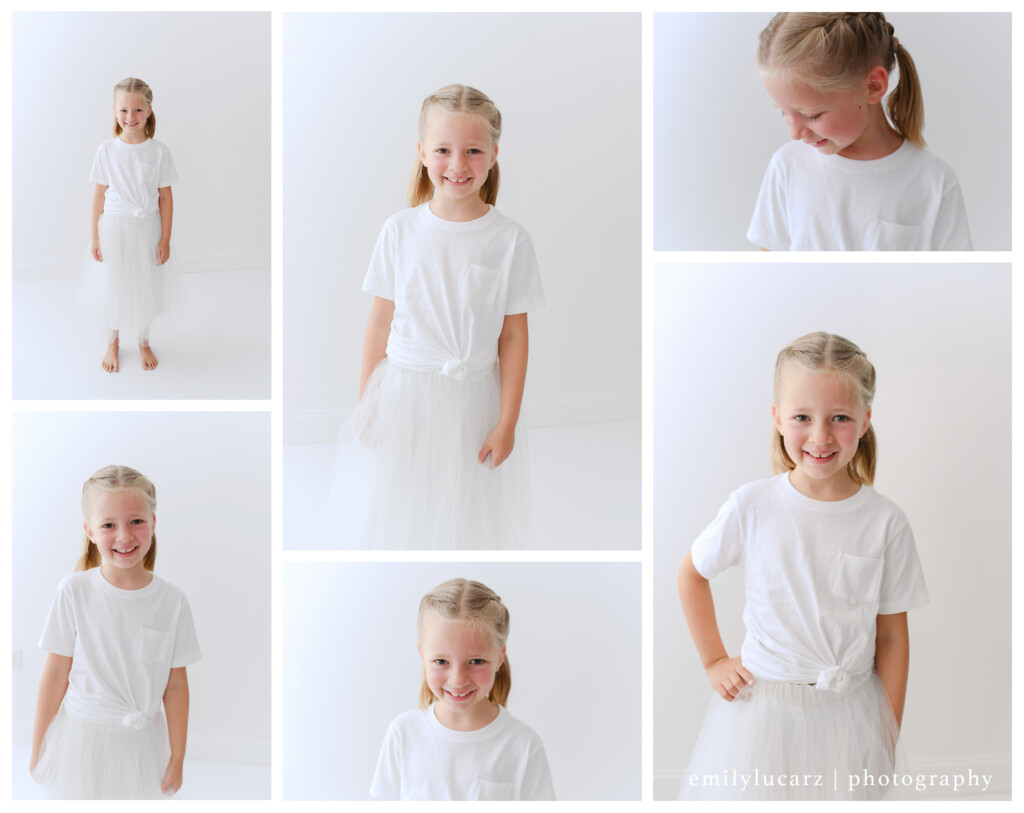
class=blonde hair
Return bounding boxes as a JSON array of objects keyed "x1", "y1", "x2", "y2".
[
  {"x1": 76, "y1": 465, "x2": 157, "y2": 572},
  {"x1": 771, "y1": 332, "x2": 877, "y2": 486},
  {"x1": 112, "y1": 77, "x2": 156, "y2": 139},
  {"x1": 417, "y1": 578, "x2": 511, "y2": 710},
  {"x1": 408, "y1": 84, "x2": 502, "y2": 208},
  {"x1": 757, "y1": 12, "x2": 925, "y2": 147}
]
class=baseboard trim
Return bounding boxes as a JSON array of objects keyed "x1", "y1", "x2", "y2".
[
  {"x1": 654, "y1": 753, "x2": 1011, "y2": 801},
  {"x1": 284, "y1": 395, "x2": 641, "y2": 445},
  {"x1": 14, "y1": 252, "x2": 270, "y2": 281}
]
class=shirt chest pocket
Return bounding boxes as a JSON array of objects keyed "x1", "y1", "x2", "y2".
[
  {"x1": 831, "y1": 552, "x2": 884, "y2": 604},
  {"x1": 459, "y1": 263, "x2": 501, "y2": 306},
  {"x1": 471, "y1": 779, "x2": 515, "y2": 801},
  {"x1": 133, "y1": 627, "x2": 173, "y2": 665},
  {"x1": 866, "y1": 219, "x2": 921, "y2": 251}
]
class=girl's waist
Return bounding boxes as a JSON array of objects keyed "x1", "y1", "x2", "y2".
[{"x1": 101, "y1": 205, "x2": 160, "y2": 219}]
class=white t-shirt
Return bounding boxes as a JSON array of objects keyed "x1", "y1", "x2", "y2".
[
  {"x1": 691, "y1": 474, "x2": 929, "y2": 692},
  {"x1": 39, "y1": 569, "x2": 201, "y2": 728},
  {"x1": 362, "y1": 203, "x2": 545, "y2": 380},
  {"x1": 370, "y1": 705, "x2": 556, "y2": 801},
  {"x1": 748, "y1": 140, "x2": 972, "y2": 251},
  {"x1": 90, "y1": 138, "x2": 179, "y2": 218}
]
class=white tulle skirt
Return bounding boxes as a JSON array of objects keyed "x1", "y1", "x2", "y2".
[
  {"x1": 80, "y1": 212, "x2": 184, "y2": 338},
  {"x1": 31, "y1": 706, "x2": 172, "y2": 800},
  {"x1": 325, "y1": 359, "x2": 529, "y2": 550},
  {"x1": 679, "y1": 673, "x2": 902, "y2": 800}
]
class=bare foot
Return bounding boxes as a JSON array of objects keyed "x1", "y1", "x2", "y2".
[
  {"x1": 140, "y1": 345, "x2": 159, "y2": 371},
  {"x1": 102, "y1": 340, "x2": 119, "y2": 373}
]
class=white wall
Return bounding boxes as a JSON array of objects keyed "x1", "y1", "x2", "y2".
[
  {"x1": 12, "y1": 412, "x2": 271, "y2": 769},
  {"x1": 653, "y1": 263, "x2": 1010, "y2": 798},
  {"x1": 283, "y1": 13, "x2": 641, "y2": 442},
  {"x1": 12, "y1": 12, "x2": 270, "y2": 278},
  {"x1": 284, "y1": 562, "x2": 640, "y2": 800},
  {"x1": 654, "y1": 13, "x2": 1010, "y2": 250}
]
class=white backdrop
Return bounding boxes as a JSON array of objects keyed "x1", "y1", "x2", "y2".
[
  {"x1": 12, "y1": 12, "x2": 271, "y2": 278},
  {"x1": 284, "y1": 562, "x2": 640, "y2": 800},
  {"x1": 283, "y1": 13, "x2": 641, "y2": 443},
  {"x1": 653, "y1": 263, "x2": 1010, "y2": 799},
  {"x1": 12, "y1": 412, "x2": 271, "y2": 793},
  {"x1": 654, "y1": 13, "x2": 1010, "y2": 250}
]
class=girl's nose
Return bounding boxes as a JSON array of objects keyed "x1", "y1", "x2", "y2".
[{"x1": 786, "y1": 114, "x2": 807, "y2": 141}]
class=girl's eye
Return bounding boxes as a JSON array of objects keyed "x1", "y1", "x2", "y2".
[
  {"x1": 802, "y1": 113, "x2": 822, "y2": 121},
  {"x1": 469, "y1": 658, "x2": 486, "y2": 665},
  {"x1": 131, "y1": 518, "x2": 145, "y2": 524},
  {"x1": 833, "y1": 415, "x2": 850, "y2": 422},
  {"x1": 436, "y1": 148, "x2": 449, "y2": 154},
  {"x1": 468, "y1": 148, "x2": 481, "y2": 154},
  {"x1": 101, "y1": 522, "x2": 115, "y2": 529},
  {"x1": 432, "y1": 658, "x2": 449, "y2": 666},
  {"x1": 793, "y1": 415, "x2": 809, "y2": 422}
]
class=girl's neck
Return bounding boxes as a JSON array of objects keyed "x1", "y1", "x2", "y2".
[
  {"x1": 118, "y1": 132, "x2": 149, "y2": 146},
  {"x1": 839, "y1": 108, "x2": 904, "y2": 161},
  {"x1": 99, "y1": 563, "x2": 153, "y2": 590},
  {"x1": 433, "y1": 698, "x2": 500, "y2": 732},
  {"x1": 428, "y1": 196, "x2": 490, "y2": 223},
  {"x1": 787, "y1": 469, "x2": 862, "y2": 502}
]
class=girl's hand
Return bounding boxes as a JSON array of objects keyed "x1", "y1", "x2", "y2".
[
  {"x1": 156, "y1": 240, "x2": 170, "y2": 265},
  {"x1": 161, "y1": 758, "x2": 183, "y2": 794},
  {"x1": 478, "y1": 424, "x2": 515, "y2": 468},
  {"x1": 705, "y1": 655, "x2": 754, "y2": 702},
  {"x1": 91, "y1": 237, "x2": 102, "y2": 262}
]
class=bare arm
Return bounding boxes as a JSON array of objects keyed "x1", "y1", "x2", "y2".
[
  {"x1": 874, "y1": 612, "x2": 909, "y2": 728},
  {"x1": 91, "y1": 184, "x2": 108, "y2": 261},
  {"x1": 30, "y1": 653, "x2": 73, "y2": 771},
  {"x1": 678, "y1": 551, "x2": 753, "y2": 700},
  {"x1": 476, "y1": 313, "x2": 528, "y2": 468},
  {"x1": 157, "y1": 186, "x2": 173, "y2": 264},
  {"x1": 360, "y1": 297, "x2": 395, "y2": 398},
  {"x1": 161, "y1": 666, "x2": 189, "y2": 793}
]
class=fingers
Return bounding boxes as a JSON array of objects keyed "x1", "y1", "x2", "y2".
[{"x1": 477, "y1": 442, "x2": 491, "y2": 464}]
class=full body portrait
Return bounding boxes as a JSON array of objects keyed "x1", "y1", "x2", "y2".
[
  {"x1": 328, "y1": 84, "x2": 544, "y2": 550},
  {"x1": 749, "y1": 12, "x2": 971, "y2": 250},
  {"x1": 83, "y1": 77, "x2": 181, "y2": 372},
  {"x1": 30, "y1": 465, "x2": 201, "y2": 800},
  {"x1": 371, "y1": 578, "x2": 555, "y2": 801},
  {"x1": 677, "y1": 333, "x2": 928, "y2": 800}
]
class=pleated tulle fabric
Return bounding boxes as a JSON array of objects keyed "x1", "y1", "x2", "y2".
[
  {"x1": 32, "y1": 706, "x2": 172, "y2": 800},
  {"x1": 679, "y1": 672, "x2": 902, "y2": 800},
  {"x1": 79, "y1": 212, "x2": 184, "y2": 337},
  {"x1": 324, "y1": 360, "x2": 529, "y2": 550}
]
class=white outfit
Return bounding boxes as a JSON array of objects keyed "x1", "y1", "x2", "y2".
[
  {"x1": 748, "y1": 140, "x2": 972, "y2": 250},
  {"x1": 680, "y1": 473, "x2": 929, "y2": 800},
  {"x1": 81, "y1": 137, "x2": 183, "y2": 338},
  {"x1": 371, "y1": 705, "x2": 556, "y2": 801},
  {"x1": 326, "y1": 203, "x2": 545, "y2": 550},
  {"x1": 33, "y1": 569, "x2": 201, "y2": 800}
]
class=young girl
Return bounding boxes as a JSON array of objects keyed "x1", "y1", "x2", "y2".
[
  {"x1": 749, "y1": 12, "x2": 972, "y2": 250},
  {"x1": 371, "y1": 578, "x2": 555, "y2": 800},
  {"x1": 328, "y1": 84, "x2": 544, "y2": 550},
  {"x1": 677, "y1": 333, "x2": 929, "y2": 800},
  {"x1": 30, "y1": 465, "x2": 201, "y2": 799},
  {"x1": 84, "y1": 77, "x2": 180, "y2": 372}
]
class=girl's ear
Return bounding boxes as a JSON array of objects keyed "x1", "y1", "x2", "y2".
[
  {"x1": 860, "y1": 407, "x2": 873, "y2": 437},
  {"x1": 83, "y1": 520, "x2": 92, "y2": 541},
  {"x1": 417, "y1": 141, "x2": 428, "y2": 166},
  {"x1": 771, "y1": 403, "x2": 783, "y2": 435},
  {"x1": 498, "y1": 645, "x2": 506, "y2": 668},
  {"x1": 489, "y1": 143, "x2": 499, "y2": 169},
  {"x1": 864, "y1": 66, "x2": 890, "y2": 104}
]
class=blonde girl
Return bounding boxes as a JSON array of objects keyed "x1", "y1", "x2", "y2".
[
  {"x1": 328, "y1": 84, "x2": 544, "y2": 550},
  {"x1": 30, "y1": 466, "x2": 201, "y2": 799},
  {"x1": 749, "y1": 13, "x2": 971, "y2": 250},
  {"x1": 371, "y1": 578, "x2": 555, "y2": 800},
  {"x1": 677, "y1": 333, "x2": 928, "y2": 800},
  {"x1": 84, "y1": 78, "x2": 181, "y2": 372}
]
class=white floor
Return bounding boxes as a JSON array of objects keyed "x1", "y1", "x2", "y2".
[
  {"x1": 11, "y1": 744, "x2": 270, "y2": 800},
  {"x1": 284, "y1": 419, "x2": 640, "y2": 550},
  {"x1": 13, "y1": 268, "x2": 270, "y2": 400}
]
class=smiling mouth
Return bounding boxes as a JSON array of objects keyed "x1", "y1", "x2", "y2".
[
  {"x1": 113, "y1": 545, "x2": 139, "y2": 555},
  {"x1": 444, "y1": 176, "x2": 472, "y2": 186},
  {"x1": 445, "y1": 688, "x2": 475, "y2": 699},
  {"x1": 804, "y1": 450, "x2": 837, "y2": 461}
]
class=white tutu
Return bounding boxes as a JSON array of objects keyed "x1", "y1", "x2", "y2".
[
  {"x1": 31, "y1": 706, "x2": 172, "y2": 800},
  {"x1": 325, "y1": 359, "x2": 529, "y2": 550},
  {"x1": 679, "y1": 672, "x2": 902, "y2": 800},
  {"x1": 79, "y1": 212, "x2": 184, "y2": 337}
]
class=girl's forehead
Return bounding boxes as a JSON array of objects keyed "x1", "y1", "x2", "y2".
[
  {"x1": 421, "y1": 614, "x2": 497, "y2": 649},
  {"x1": 116, "y1": 91, "x2": 150, "y2": 108},
  {"x1": 87, "y1": 487, "x2": 150, "y2": 516},
  {"x1": 780, "y1": 366, "x2": 863, "y2": 405},
  {"x1": 762, "y1": 73, "x2": 831, "y2": 109},
  {"x1": 423, "y1": 109, "x2": 491, "y2": 142}
]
